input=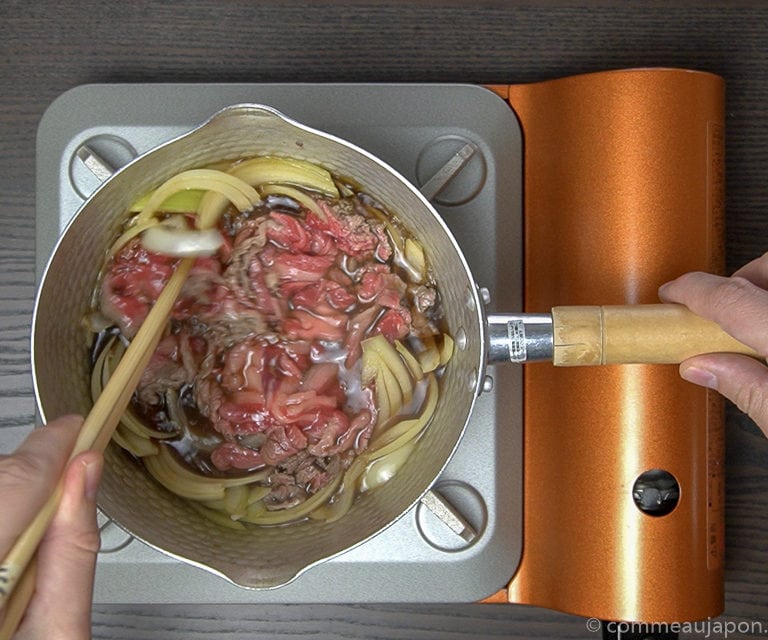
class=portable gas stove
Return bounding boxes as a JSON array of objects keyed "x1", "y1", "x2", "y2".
[{"x1": 31, "y1": 70, "x2": 725, "y2": 623}]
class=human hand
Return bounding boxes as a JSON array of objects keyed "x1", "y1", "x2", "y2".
[
  {"x1": 0, "y1": 415, "x2": 102, "y2": 640},
  {"x1": 659, "y1": 253, "x2": 768, "y2": 438}
]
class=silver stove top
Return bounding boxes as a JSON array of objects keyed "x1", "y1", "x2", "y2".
[{"x1": 33, "y1": 83, "x2": 523, "y2": 603}]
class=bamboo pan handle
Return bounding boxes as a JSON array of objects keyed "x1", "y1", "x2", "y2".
[{"x1": 551, "y1": 303, "x2": 759, "y2": 366}]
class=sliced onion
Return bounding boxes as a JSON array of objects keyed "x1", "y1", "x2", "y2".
[
  {"x1": 359, "y1": 441, "x2": 416, "y2": 493},
  {"x1": 239, "y1": 472, "x2": 343, "y2": 525},
  {"x1": 109, "y1": 212, "x2": 188, "y2": 257},
  {"x1": 223, "y1": 485, "x2": 250, "y2": 520},
  {"x1": 112, "y1": 424, "x2": 159, "y2": 458},
  {"x1": 367, "y1": 373, "x2": 438, "y2": 457},
  {"x1": 129, "y1": 188, "x2": 205, "y2": 213},
  {"x1": 196, "y1": 157, "x2": 338, "y2": 228},
  {"x1": 308, "y1": 457, "x2": 367, "y2": 523},
  {"x1": 395, "y1": 340, "x2": 424, "y2": 381},
  {"x1": 135, "y1": 169, "x2": 261, "y2": 228},
  {"x1": 403, "y1": 239, "x2": 426, "y2": 282},
  {"x1": 141, "y1": 225, "x2": 224, "y2": 257},
  {"x1": 362, "y1": 335, "x2": 414, "y2": 404},
  {"x1": 188, "y1": 501, "x2": 247, "y2": 530},
  {"x1": 231, "y1": 157, "x2": 339, "y2": 197},
  {"x1": 143, "y1": 444, "x2": 263, "y2": 502}
]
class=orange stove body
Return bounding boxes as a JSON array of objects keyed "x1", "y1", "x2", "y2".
[{"x1": 487, "y1": 69, "x2": 725, "y2": 622}]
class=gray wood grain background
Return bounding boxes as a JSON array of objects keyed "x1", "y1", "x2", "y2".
[{"x1": 2, "y1": 1, "x2": 767, "y2": 637}]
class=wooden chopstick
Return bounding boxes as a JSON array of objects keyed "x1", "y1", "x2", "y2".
[
  {"x1": 0, "y1": 558, "x2": 36, "y2": 639},
  {"x1": 0, "y1": 257, "x2": 194, "y2": 627}
]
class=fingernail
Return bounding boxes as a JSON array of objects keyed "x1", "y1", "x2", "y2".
[
  {"x1": 83, "y1": 455, "x2": 104, "y2": 501},
  {"x1": 680, "y1": 365, "x2": 719, "y2": 390}
]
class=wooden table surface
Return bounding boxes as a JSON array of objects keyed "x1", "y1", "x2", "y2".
[{"x1": 2, "y1": 2, "x2": 767, "y2": 638}]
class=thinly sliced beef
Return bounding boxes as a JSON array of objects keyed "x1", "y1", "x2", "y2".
[
  {"x1": 260, "y1": 425, "x2": 308, "y2": 465},
  {"x1": 211, "y1": 442, "x2": 265, "y2": 471},
  {"x1": 102, "y1": 190, "x2": 433, "y2": 510},
  {"x1": 100, "y1": 242, "x2": 176, "y2": 337},
  {"x1": 308, "y1": 203, "x2": 391, "y2": 261},
  {"x1": 137, "y1": 331, "x2": 204, "y2": 405}
]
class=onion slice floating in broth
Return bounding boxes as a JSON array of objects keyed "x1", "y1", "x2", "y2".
[{"x1": 141, "y1": 225, "x2": 224, "y2": 258}]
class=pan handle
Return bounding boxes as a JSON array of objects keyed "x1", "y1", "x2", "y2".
[{"x1": 487, "y1": 304, "x2": 759, "y2": 366}]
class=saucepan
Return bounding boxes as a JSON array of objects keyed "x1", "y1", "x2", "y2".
[{"x1": 31, "y1": 104, "x2": 754, "y2": 589}]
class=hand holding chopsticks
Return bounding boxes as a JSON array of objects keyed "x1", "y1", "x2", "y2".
[
  {"x1": 0, "y1": 416, "x2": 102, "y2": 639},
  {"x1": 0, "y1": 257, "x2": 194, "y2": 638}
]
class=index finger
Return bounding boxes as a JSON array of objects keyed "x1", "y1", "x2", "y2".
[
  {"x1": 0, "y1": 415, "x2": 83, "y2": 558},
  {"x1": 658, "y1": 271, "x2": 768, "y2": 357}
]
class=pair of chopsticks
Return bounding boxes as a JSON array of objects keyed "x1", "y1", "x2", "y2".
[{"x1": 0, "y1": 258, "x2": 194, "y2": 638}]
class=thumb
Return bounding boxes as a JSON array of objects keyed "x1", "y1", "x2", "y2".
[
  {"x1": 680, "y1": 353, "x2": 768, "y2": 438},
  {"x1": 17, "y1": 450, "x2": 103, "y2": 639}
]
